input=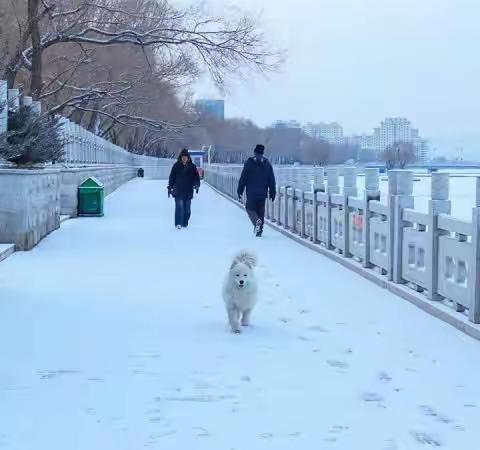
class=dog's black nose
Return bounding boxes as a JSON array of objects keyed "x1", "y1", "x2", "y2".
[{"x1": 239, "y1": 280, "x2": 244, "y2": 285}]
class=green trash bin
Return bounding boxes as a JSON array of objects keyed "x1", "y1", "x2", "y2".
[{"x1": 78, "y1": 177, "x2": 104, "y2": 217}]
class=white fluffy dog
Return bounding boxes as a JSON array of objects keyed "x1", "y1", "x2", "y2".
[{"x1": 223, "y1": 251, "x2": 258, "y2": 334}]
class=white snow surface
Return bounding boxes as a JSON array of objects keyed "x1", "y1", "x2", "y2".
[{"x1": 1, "y1": 179, "x2": 479, "y2": 450}]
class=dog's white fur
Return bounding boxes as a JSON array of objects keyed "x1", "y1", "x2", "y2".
[{"x1": 223, "y1": 251, "x2": 258, "y2": 334}]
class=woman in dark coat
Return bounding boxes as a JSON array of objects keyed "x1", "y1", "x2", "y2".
[{"x1": 168, "y1": 149, "x2": 201, "y2": 229}]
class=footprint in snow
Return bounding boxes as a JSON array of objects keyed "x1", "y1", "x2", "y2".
[
  {"x1": 259, "y1": 433, "x2": 273, "y2": 440},
  {"x1": 361, "y1": 392, "x2": 384, "y2": 403},
  {"x1": 87, "y1": 377, "x2": 105, "y2": 383},
  {"x1": 410, "y1": 430, "x2": 442, "y2": 447},
  {"x1": 149, "y1": 416, "x2": 165, "y2": 424},
  {"x1": 288, "y1": 432, "x2": 302, "y2": 438},
  {"x1": 419, "y1": 405, "x2": 453, "y2": 424},
  {"x1": 193, "y1": 427, "x2": 210, "y2": 437},
  {"x1": 307, "y1": 325, "x2": 329, "y2": 333},
  {"x1": 378, "y1": 371, "x2": 392, "y2": 383},
  {"x1": 279, "y1": 317, "x2": 290, "y2": 324},
  {"x1": 464, "y1": 403, "x2": 477, "y2": 408},
  {"x1": 329, "y1": 425, "x2": 349, "y2": 434},
  {"x1": 327, "y1": 360, "x2": 349, "y2": 370},
  {"x1": 37, "y1": 369, "x2": 81, "y2": 380},
  {"x1": 408, "y1": 350, "x2": 420, "y2": 358}
]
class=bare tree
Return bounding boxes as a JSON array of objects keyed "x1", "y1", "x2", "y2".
[
  {"x1": 0, "y1": 0, "x2": 283, "y2": 153},
  {"x1": 380, "y1": 142, "x2": 417, "y2": 169},
  {"x1": 300, "y1": 137, "x2": 331, "y2": 165},
  {"x1": 2, "y1": 0, "x2": 283, "y2": 92}
]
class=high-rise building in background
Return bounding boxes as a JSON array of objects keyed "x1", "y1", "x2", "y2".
[
  {"x1": 352, "y1": 117, "x2": 429, "y2": 161},
  {"x1": 299, "y1": 117, "x2": 428, "y2": 161},
  {"x1": 304, "y1": 122, "x2": 344, "y2": 144},
  {"x1": 195, "y1": 99, "x2": 225, "y2": 121}
]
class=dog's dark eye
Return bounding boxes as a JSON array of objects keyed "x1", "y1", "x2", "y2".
[
  {"x1": 236, "y1": 274, "x2": 240, "y2": 277},
  {"x1": 244, "y1": 275, "x2": 247, "y2": 277}
]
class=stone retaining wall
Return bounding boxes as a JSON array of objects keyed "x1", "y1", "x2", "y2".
[
  {"x1": 0, "y1": 163, "x2": 171, "y2": 250},
  {"x1": 0, "y1": 169, "x2": 61, "y2": 250}
]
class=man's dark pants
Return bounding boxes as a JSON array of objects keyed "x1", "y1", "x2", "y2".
[
  {"x1": 175, "y1": 198, "x2": 191, "y2": 227},
  {"x1": 246, "y1": 197, "x2": 266, "y2": 231}
]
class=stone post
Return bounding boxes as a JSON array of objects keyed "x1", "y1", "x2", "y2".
[
  {"x1": 428, "y1": 173, "x2": 451, "y2": 300},
  {"x1": 363, "y1": 168, "x2": 380, "y2": 268},
  {"x1": 343, "y1": 167, "x2": 358, "y2": 197},
  {"x1": 327, "y1": 167, "x2": 339, "y2": 194},
  {"x1": 311, "y1": 167, "x2": 325, "y2": 242},
  {"x1": 341, "y1": 167, "x2": 357, "y2": 257},
  {"x1": 389, "y1": 170, "x2": 414, "y2": 283},
  {"x1": 314, "y1": 167, "x2": 325, "y2": 192},
  {"x1": 365, "y1": 168, "x2": 381, "y2": 199},
  {"x1": 470, "y1": 177, "x2": 480, "y2": 323}
]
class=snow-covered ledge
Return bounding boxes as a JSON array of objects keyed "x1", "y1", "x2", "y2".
[{"x1": 0, "y1": 168, "x2": 61, "y2": 250}]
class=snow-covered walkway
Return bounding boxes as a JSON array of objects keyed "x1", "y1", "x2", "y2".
[{"x1": 1, "y1": 179, "x2": 479, "y2": 450}]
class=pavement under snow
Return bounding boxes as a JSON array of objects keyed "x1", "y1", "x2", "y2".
[{"x1": 0, "y1": 179, "x2": 479, "y2": 450}]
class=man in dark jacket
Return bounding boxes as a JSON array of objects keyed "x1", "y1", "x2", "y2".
[
  {"x1": 168, "y1": 149, "x2": 201, "y2": 229},
  {"x1": 237, "y1": 144, "x2": 276, "y2": 237}
]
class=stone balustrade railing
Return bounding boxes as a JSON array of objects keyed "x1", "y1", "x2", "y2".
[
  {"x1": 0, "y1": 81, "x2": 173, "y2": 170},
  {"x1": 205, "y1": 165, "x2": 480, "y2": 328}
]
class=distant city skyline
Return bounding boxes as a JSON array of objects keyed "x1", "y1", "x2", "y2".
[
  {"x1": 275, "y1": 117, "x2": 429, "y2": 161},
  {"x1": 192, "y1": 0, "x2": 480, "y2": 160}
]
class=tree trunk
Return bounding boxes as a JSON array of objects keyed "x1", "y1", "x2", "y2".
[
  {"x1": 5, "y1": 64, "x2": 18, "y2": 89},
  {"x1": 28, "y1": 0, "x2": 43, "y2": 100}
]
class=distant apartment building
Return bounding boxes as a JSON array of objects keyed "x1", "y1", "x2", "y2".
[
  {"x1": 304, "y1": 122, "x2": 344, "y2": 144},
  {"x1": 353, "y1": 117, "x2": 429, "y2": 161},
  {"x1": 195, "y1": 99, "x2": 225, "y2": 121}
]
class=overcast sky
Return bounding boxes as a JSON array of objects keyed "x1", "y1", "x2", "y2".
[{"x1": 194, "y1": 0, "x2": 480, "y2": 157}]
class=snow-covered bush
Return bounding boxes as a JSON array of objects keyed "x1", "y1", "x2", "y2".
[{"x1": 0, "y1": 104, "x2": 64, "y2": 166}]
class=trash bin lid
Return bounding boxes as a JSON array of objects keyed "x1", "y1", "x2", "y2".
[{"x1": 79, "y1": 177, "x2": 104, "y2": 188}]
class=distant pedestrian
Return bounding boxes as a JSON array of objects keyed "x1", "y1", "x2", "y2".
[
  {"x1": 237, "y1": 144, "x2": 276, "y2": 237},
  {"x1": 168, "y1": 149, "x2": 200, "y2": 229}
]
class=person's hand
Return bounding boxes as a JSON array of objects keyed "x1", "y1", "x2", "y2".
[
  {"x1": 195, "y1": 186, "x2": 199, "y2": 194},
  {"x1": 269, "y1": 194, "x2": 276, "y2": 202},
  {"x1": 167, "y1": 186, "x2": 172, "y2": 198}
]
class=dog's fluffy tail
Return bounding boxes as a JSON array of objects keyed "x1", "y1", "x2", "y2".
[{"x1": 232, "y1": 251, "x2": 258, "y2": 269}]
